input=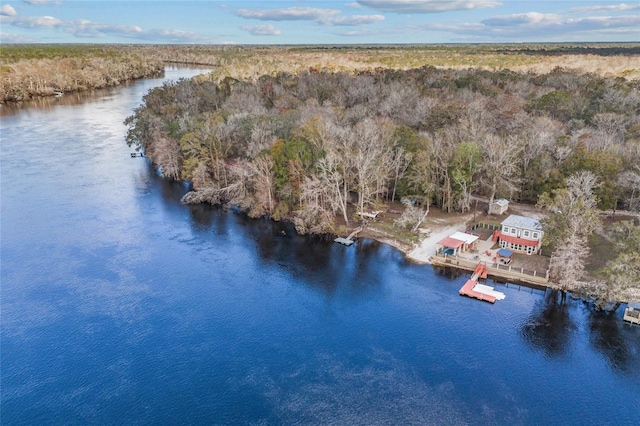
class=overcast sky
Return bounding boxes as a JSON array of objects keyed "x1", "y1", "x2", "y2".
[{"x1": 1, "y1": 1, "x2": 639, "y2": 44}]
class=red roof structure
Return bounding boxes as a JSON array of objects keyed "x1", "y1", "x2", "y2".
[
  {"x1": 498, "y1": 232, "x2": 539, "y2": 247},
  {"x1": 437, "y1": 237, "x2": 465, "y2": 249}
]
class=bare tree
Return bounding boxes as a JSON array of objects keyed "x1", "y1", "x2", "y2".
[
  {"x1": 350, "y1": 118, "x2": 394, "y2": 214},
  {"x1": 314, "y1": 150, "x2": 350, "y2": 226},
  {"x1": 618, "y1": 166, "x2": 640, "y2": 211},
  {"x1": 250, "y1": 155, "x2": 275, "y2": 216},
  {"x1": 390, "y1": 147, "x2": 411, "y2": 202},
  {"x1": 479, "y1": 133, "x2": 521, "y2": 205},
  {"x1": 394, "y1": 199, "x2": 429, "y2": 233},
  {"x1": 539, "y1": 171, "x2": 602, "y2": 294}
]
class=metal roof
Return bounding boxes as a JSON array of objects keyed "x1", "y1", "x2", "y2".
[
  {"x1": 492, "y1": 199, "x2": 509, "y2": 206},
  {"x1": 497, "y1": 248, "x2": 513, "y2": 258},
  {"x1": 437, "y1": 237, "x2": 465, "y2": 249},
  {"x1": 499, "y1": 233, "x2": 540, "y2": 247},
  {"x1": 450, "y1": 231, "x2": 479, "y2": 245},
  {"x1": 500, "y1": 214, "x2": 542, "y2": 231}
]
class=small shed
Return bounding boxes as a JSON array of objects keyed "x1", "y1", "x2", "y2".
[{"x1": 489, "y1": 198, "x2": 509, "y2": 215}]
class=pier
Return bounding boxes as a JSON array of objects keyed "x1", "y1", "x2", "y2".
[
  {"x1": 458, "y1": 262, "x2": 506, "y2": 304},
  {"x1": 334, "y1": 227, "x2": 363, "y2": 246},
  {"x1": 623, "y1": 303, "x2": 640, "y2": 325},
  {"x1": 431, "y1": 253, "x2": 549, "y2": 288}
]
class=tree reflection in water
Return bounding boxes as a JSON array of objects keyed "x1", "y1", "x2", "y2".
[
  {"x1": 588, "y1": 308, "x2": 640, "y2": 379},
  {"x1": 522, "y1": 290, "x2": 577, "y2": 358}
]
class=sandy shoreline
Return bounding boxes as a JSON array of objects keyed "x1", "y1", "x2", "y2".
[{"x1": 406, "y1": 225, "x2": 466, "y2": 264}]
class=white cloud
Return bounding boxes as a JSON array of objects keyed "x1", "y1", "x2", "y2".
[
  {"x1": 9, "y1": 15, "x2": 63, "y2": 28},
  {"x1": 241, "y1": 24, "x2": 282, "y2": 36},
  {"x1": 0, "y1": 31, "x2": 37, "y2": 42},
  {"x1": 236, "y1": 6, "x2": 384, "y2": 27},
  {"x1": 357, "y1": 0, "x2": 502, "y2": 13},
  {"x1": 2, "y1": 13, "x2": 220, "y2": 43},
  {"x1": 1, "y1": 4, "x2": 17, "y2": 16},
  {"x1": 482, "y1": 12, "x2": 561, "y2": 27},
  {"x1": 345, "y1": 2, "x2": 364, "y2": 8},
  {"x1": 337, "y1": 27, "x2": 407, "y2": 37},
  {"x1": 22, "y1": 0, "x2": 60, "y2": 5},
  {"x1": 570, "y1": 3, "x2": 640, "y2": 13},
  {"x1": 418, "y1": 13, "x2": 640, "y2": 39},
  {"x1": 336, "y1": 10, "x2": 640, "y2": 40},
  {"x1": 236, "y1": 7, "x2": 340, "y2": 21},
  {"x1": 321, "y1": 14, "x2": 385, "y2": 26}
]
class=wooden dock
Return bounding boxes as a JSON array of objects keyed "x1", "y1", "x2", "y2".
[
  {"x1": 623, "y1": 304, "x2": 640, "y2": 325},
  {"x1": 430, "y1": 254, "x2": 549, "y2": 288},
  {"x1": 334, "y1": 237, "x2": 355, "y2": 246},
  {"x1": 459, "y1": 279, "x2": 496, "y2": 303},
  {"x1": 334, "y1": 227, "x2": 363, "y2": 247},
  {"x1": 458, "y1": 262, "x2": 505, "y2": 304}
]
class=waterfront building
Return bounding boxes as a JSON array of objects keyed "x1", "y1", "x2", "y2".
[{"x1": 494, "y1": 214, "x2": 543, "y2": 255}]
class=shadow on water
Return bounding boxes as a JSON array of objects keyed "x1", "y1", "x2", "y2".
[
  {"x1": 178, "y1": 192, "x2": 389, "y2": 298},
  {"x1": 587, "y1": 308, "x2": 640, "y2": 379},
  {"x1": 521, "y1": 290, "x2": 577, "y2": 358},
  {"x1": 432, "y1": 265, "x2": 466, "y2": 281}
]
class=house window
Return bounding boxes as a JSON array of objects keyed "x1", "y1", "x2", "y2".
[
  {"x1": 503, "y1": 226, "x2": 509, "y2": 233},
  {"x1": 511, "y1": 228, "x2": 516, "y2": 235},
  {"x1": 524, "y1": 230, "x2": 530, "y2": 237},
  {"x1": 533, "y1": 232, "x2": 539, "y2": 239}
]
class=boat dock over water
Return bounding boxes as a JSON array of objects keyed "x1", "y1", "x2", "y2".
[
  {"x1": 459, "y1": 262, "x2": 506, "y2": 304},
  {"x1": 623, "y1": 303, "x2": 640, "y2": 325},
  {"x1": 334, "y1": 226, "x2": 363, "y2": 247}
]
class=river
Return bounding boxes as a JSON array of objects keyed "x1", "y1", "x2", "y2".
[{"x1": 1, "y1": 67, "x2": 639, "y2": 425}]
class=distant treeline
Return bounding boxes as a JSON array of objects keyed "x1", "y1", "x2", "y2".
[
  {"x1": 0, "y1": 45, "x2": 163, "y2": 103},
  {"x1": 125, "y1": 66, "x2": 640, "y2": 235},
  {"x1": 3, "y1": 43, "x2": 639, "y2": 103}
]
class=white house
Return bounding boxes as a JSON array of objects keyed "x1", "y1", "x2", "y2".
[{"x1": 494, "y1": 214, "x2": 543, "y2": 255}]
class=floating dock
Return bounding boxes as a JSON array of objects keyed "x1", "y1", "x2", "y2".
[
  {"x1": 459, "y1": 262, "x2": 505, "y2": 304},
  {"x1": 334, "y1": 226, "x2": 363, "y2": 247},
  {"x1": 334, "y1": 237, "x2": 355, "y2": 246},
  {"x1": 623, "y1": 303, "x2": 640, "y2": 325}
]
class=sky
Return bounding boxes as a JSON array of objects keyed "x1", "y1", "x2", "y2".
[{"x1": 1, "y1": 0, "x2": 639, "y2": 44}]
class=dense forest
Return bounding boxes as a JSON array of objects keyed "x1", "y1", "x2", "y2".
[
  {"x1": 126, "y1": 66, "x2": 639, "y2": 228},
  {"x1": 125, "y1": 65, "x2": 640, "y2": 303}
]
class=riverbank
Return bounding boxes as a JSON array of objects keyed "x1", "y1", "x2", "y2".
[
  {"x1": 351, "y1": 203, "x2": 640, "y2": 304},
  {"x1": 0, "y1": 45, "x2": 163, "y2": 103}
]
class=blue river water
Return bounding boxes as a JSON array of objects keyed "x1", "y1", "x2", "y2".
[{"x1": 1, "y1": 67, "x2": 639, "y2": 425}]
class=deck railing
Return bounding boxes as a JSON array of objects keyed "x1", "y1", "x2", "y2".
[{"x1": 432, "y1": 253, "x2": 550, "y2": 285}]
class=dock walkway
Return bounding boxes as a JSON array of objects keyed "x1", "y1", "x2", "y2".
[
  {"x1": 431, "y1": 254, "x2": 549, "y2": 287},
  {"x1": 458, "y1": 262, "x2": 505, "y2": 304},
  {"x1": 334, "y1": 227, "x2": 363, "y2": 246}
]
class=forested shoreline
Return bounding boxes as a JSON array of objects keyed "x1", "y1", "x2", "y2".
[
  {"x1": 0, "y1": 46, "x2": 163, "y2": 103},
  {"x1": 126, "y1": 66, "x2": 639, "y2": 219},
  {"x1": 125, "y1": 65, "x2": 640, "y2": 304}
]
